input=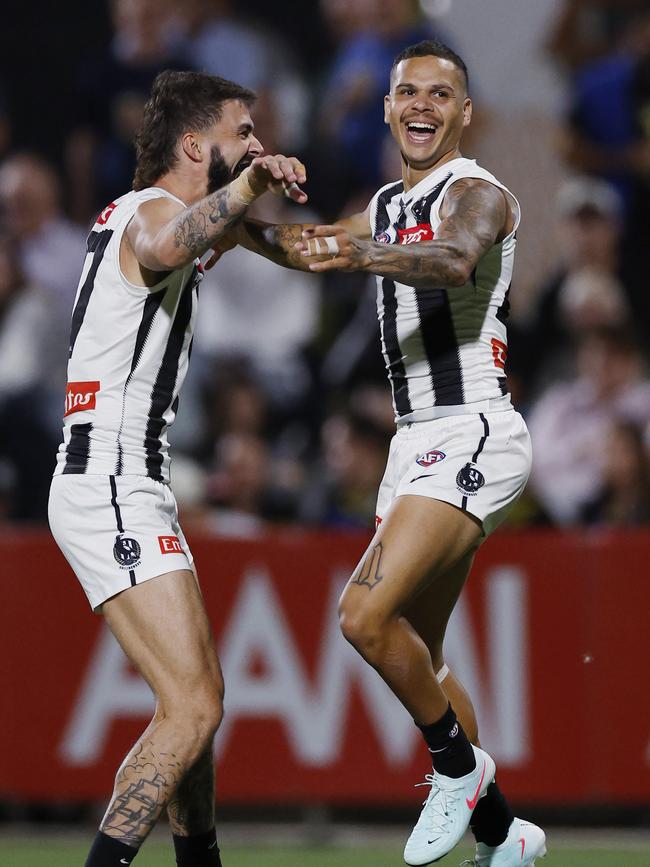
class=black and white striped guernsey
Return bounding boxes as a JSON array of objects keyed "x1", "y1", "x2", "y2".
[
  {"x1": 54, "y1": 188, "x2": 201, "y2": 482},
  {"x1": 370, "y1": 157, "x2": 520, "y2": 422}
]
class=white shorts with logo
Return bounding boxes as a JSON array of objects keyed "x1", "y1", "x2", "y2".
[
  {"x1": 49, "y1": 474, "x2": 194, "y2": 611},
  {"x1": 376, "y1": 408, "x2": 532, "y2": 538}
]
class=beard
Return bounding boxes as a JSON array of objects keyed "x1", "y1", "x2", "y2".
[{"x1": 206, "y1": 145, "x2": 254, "y2": 195}]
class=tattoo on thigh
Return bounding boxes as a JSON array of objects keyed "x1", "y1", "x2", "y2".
[
  {"x1": 101, "y1": 742, "x2": 182, "y2": 846},
  {"x1": 351, "y1": 542, "x2": 384, "y2": 590}
]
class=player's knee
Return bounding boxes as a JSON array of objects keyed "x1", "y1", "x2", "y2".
[{"x1": 338, "y1": 603, "x2": 386, "y2": 658}]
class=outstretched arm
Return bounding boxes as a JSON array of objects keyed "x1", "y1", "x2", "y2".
[
  {"x1": 219, "y1": 207, "x2": 372, "y2": 272},
  {"x1": 299, "y1": 178, "x2": 511, "y2": 288},
  {"x1": 126, "y1": 155, "x2": 308, "y2": 272}
]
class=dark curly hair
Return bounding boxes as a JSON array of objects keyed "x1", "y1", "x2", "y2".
[
  {"x1": 133, "y1": 70, "x2": 256, "y2": 191},
  {"x1": 391, "y1": 40, "x2": 469, "y2": 93}
]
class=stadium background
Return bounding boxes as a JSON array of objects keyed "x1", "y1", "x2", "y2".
[{"x1": 0, "y1": 0, "x2": 649, "y2": 863}]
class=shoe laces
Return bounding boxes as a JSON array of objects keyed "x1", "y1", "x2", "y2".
[{"x1": 415, "y1": 773, "x2": 459, "y2": 831}]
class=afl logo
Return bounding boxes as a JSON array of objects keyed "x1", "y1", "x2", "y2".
[
  {"x1": 416, "y1": 449, "x2": 446, "y2": 467},
  {"x1": 113, "y1": 535, "x2": 141, "y2": 569},
  {"x1": 456, "y1": 463, "x2": 485, "y2": 494},
  {"x1": 374, "y1": 232, "x2": 390, "y2": 244}
]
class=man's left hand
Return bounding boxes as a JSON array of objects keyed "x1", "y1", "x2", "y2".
[{"x1": 296, "y1": 225, "x2": 370, "y2": 272}]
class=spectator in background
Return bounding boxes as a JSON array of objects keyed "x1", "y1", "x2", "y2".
[
  {"x1": 300, "y1": 400, "x2": 390, "y2": 529},
  {"x1": 528, "y1": 325, "x2": 650, "y2": 525},
  {"x1": 0, "y1": 233, "x2": 58, "y2": 521},
  {"x1": 560, "y1": 9, "x2": 650, "y2": 334},
  {"x1": 66, "y1": 0, "x2": 184, "y2": 223},
  {"x1": 0, "y1": 153, "x2": 85, "y2": 428},
  {"x1": 581, "y1": 419, "x2": 650, "y2": 526},
  {"x1": 310, "y1": 0, "x2": 439, "y2": 214},
  {"x1": 513, "y1": 176, "x2": 629, "y2": 396}
]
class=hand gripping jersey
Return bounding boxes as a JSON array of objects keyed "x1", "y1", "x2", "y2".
[
  {"x1": 54, "y1": 188, "x2": 201, "y2": 482},
  {"x1": 369, "y1": 157, "x2": 520, "y2": 423}
]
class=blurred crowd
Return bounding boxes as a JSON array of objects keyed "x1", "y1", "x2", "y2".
[{"x1": 0, "y1": 0, "x2": 649, "y2": 532}]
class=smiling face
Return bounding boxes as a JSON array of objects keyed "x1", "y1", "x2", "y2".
[
  {"x1": 199, "y1": 99, "x2": 263, "y2": 194},
  {"x1": 384, "y1": 55, "x2": 472, "y2": 186}
]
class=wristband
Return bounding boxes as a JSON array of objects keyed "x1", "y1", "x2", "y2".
[{"x1": 229, "y1": 170, "x2": 259, "y2": 205}]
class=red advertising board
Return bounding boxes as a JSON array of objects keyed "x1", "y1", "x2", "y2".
[{"x1": 1, "y1": 527, "x2": 649, "y2": 805}]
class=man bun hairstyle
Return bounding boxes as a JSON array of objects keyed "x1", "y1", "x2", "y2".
[
  {"x1": 133, "y1": 70, "x2": 256, "y2": 191},
  {"x1": 391, "y1": 40, "x2": 469, "y2": 92}
]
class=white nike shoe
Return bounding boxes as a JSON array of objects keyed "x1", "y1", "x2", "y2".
[
  {"x1": 467, "y1": 817, "x2": 547, "y2": 866},
  {"x1": 404, "y1": 745, "x2": 496, "y2": 866}
]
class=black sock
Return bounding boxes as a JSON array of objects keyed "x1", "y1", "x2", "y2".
[
  {"x1": 172, "y1": 828, "x2": 222, "y2": 867},
  {"x1": 84, "y1": 831, "x2": 138, "y2": 866},
  {"x1": 470, "y1": 780, "x2": 514, "y2": 846},
  {"x1": 417, "y1": 703, "x2": 476, "y2": 778}
]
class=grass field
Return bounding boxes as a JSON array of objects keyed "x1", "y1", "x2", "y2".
[{"x1": 1, "y1": 840, "x2": 649, "y2": 866}]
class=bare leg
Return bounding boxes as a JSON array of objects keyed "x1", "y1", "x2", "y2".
[
  {"x1": 99, "y1": 570, "x2": 224, "y2": 848},
  {"x1": 167, "y1": 746, "x2": 216, "y2": 837},
  {"x1": 338, "y1": 495, "x2": 481, "y2": 724}
]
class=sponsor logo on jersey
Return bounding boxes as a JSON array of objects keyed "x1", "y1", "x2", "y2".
[
  {"x1": 374, "y1": 231, "x2": 391, "y2": 244},
  {"x1": 158, "y1": 535, "x2": 182, "y2": 554},
  {"x1": 96, "y1": 202, "x2": 117, "y2": 225},
  {"x1": 375, "y1": 515, "x2": 383, "y2": 529},
  {"x1": 491, "y1": 337, "x2": 508, "y2": 370},
  {"x1": 397, "y1": 223, "x2": 434, "y2": 244},
  {"x1": 64, "y1": 381, "x2": 100, "y2": 417},
  {"x1": 416, "y1": 449, "x2": 446, "y2": 467},
  {"x1": 113, "y1": 535, "x2": 141, "y2": 569},
  {"x1": 456, "y1": 463, "x2": 485, "y2": 495}
]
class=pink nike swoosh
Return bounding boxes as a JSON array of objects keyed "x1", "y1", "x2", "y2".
[
  {"x1": 465, "y1": 761, "x2": 487, "y2": 810},
  {"x1": 519, "y1": 837, "x2": 525, "y2": 860}
]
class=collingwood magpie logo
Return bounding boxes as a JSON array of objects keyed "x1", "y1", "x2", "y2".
[
  {"x1": 456, "y1": 463, "x2": 485, "y2": 495},
  {"x1": 113, "y1": 535, "x2": 141, "y2": 569}
]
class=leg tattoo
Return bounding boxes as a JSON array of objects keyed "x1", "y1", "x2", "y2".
[
  {"x1": 351, "y1": 542, "x2": 384, "y2": 590},
  {"x1": 100, "y1": 740, "x2": 183, "y2": 847},
  {"x1": 167, "y1": 747, "x2": 216, "y2": 837}
]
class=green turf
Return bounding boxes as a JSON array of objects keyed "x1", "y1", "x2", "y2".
[{"x1": 1, "y1": 841, "x2": 648, "y2": 867}]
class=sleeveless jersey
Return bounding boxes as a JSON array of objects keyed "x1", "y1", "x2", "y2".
[
  {"x1": 369, "y1": 157, "x2": 520, "y2": 422},
  {"x1": 54, "y1": 188, "x2": 201, "y2": 482}
]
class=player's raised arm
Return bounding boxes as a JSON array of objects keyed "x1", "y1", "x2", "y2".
[
  {"x1": 127, "y1": 155, "x2": 308, "y2": 272},
  {"x1": 299, "y1": 177, "x2": 511, "y2": 287},
  {"x1": 219, "y1": 206, "x2": 372, "y2": 272}
]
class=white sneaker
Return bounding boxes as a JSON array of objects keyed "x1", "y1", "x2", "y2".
[
  {"x1": 404, "y1": 745, "x2": 496, "y2": 865},
  {"x1": 470, "y1": 817, "x2": 547, "y2": 866}
]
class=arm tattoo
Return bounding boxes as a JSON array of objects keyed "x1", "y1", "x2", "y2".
[
  {"x1": 359, "y1": 179, "x2": 507, "y2": 288},
  {"x1": 237, "y1": 220, "x2": 311, "y2": 270},
  {"x1": 173, "y1": 186, "x2": 248, "y2": 259},
  {"x1": 351, "y1": 542, "x2": 384, "y2": 590}
]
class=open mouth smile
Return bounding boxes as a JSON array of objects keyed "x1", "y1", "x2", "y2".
[{"x1": 404, "y1": 121, "x2": 438, "y2": 144}]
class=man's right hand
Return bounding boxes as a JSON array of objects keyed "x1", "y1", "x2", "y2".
[{"x1": 234, "y1": 155, "x2": 308, "y2": 204}]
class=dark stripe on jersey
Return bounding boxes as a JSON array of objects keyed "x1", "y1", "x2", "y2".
[
  {"x1": 62, "y1": 422, "x2": 93, "y2": 474},
  {"x1": 374, "y1": 181, "x2": 404, "y2": 236},
  {"x1": 69, "y1": 230, "x2": 113, "y2": 359},
  {"x1": 414, "y1": 172, "x2": 453, "y2": 224},
  {"x1": 380, "y1": 278, "x2": 412, "y2": 416},
  {"x1": 496, "y1": 288, "x2": 510, "y2": 324},
  {"x1": 415, "y1": 288, "x2": 464, "y2": 406},
  {"x1": 109, "y1": 476, "x2": 136, "y2": 586},
  {"x1": 115, "y1": 288, "x2": 168, "y2": 474},
  {"x1": 497, "y1": 376, "x2": 508, "y2": 396},
  {"x1": 144, "y1": 281, "x2": 195, "y2": 480}
]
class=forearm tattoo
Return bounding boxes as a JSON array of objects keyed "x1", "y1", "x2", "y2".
[
  {"x1": 167, "y1": 747, "x2": 216, "y2": 837},
  {"x1": 173, "y1": 187, "x2": 248, "y2": 260},
  {"x1": 364, "y1": 178, "x2": 506, "y2": 287},
  {"x1": 239, "y1": 220, "x2": 311, "y2": 270},
  {"x1": 351, "y1": 542, "x2": 384, "y2": 590},
  {"x1": 100, "y1": 741, "x2": 183, "y2": 847}
]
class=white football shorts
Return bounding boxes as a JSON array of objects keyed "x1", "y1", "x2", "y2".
[
  {"x1": 376, "y1": 408, "x2": 532, "y2": 538},
  {"x1": 48, "y1": 474, "x2": 194, "y2": 611}
]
